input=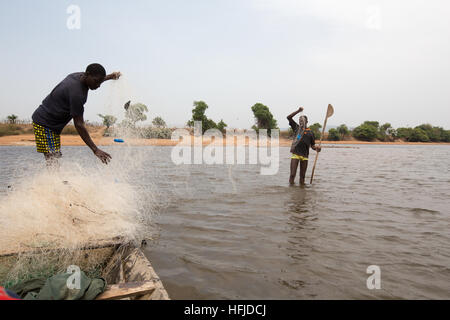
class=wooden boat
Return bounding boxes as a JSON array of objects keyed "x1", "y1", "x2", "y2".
[{"x1": 0, "y1": 238, "x2": 169, "y2": 300}]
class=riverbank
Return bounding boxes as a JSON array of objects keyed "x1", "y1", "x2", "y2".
[{"x1": 1, "y1": 134, "x2": 449, "y2": 146}]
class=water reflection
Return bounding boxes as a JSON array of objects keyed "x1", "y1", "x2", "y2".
[
  {"x1": 283, "y1": 188, "x2": 318, "y2": 260},
  {"x1": 276, "y1": 188, "x2": 320, "y2": 293},
  {"x1": 286, "y1": 186, "x2": 310, "y2": 215}
]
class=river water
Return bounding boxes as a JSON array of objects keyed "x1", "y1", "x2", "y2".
[{"x1": 1, "y1": 145, "x2": 449, "y2": 299}]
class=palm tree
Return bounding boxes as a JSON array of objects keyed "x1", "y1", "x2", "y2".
[{"x1": 7, "y1": 114, "x2": 18, "y2": 124}]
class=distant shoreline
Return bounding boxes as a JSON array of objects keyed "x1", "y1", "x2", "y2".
[{"x1": 1, "y1": 134, "x2": 449, "y2": 147}]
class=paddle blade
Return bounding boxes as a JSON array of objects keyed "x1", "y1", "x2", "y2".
[{"x1": 326, "y1": 104, "x2": 334, "y2": 118}]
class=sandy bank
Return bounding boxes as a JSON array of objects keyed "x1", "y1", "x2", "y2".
[{"x1": 1, "y1": 134, "x2": 449, "y2": 147}]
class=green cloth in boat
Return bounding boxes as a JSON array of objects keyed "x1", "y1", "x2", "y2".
[{"x1": 10, "y1": 271, "x2": 106, "y2": 300}]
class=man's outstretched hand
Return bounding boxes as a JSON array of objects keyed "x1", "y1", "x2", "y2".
[
  {"x1": 111, "y1": 71, "x2": 121, "y2": 80},
  {"x1": 103, "y1": 72, "x2": 121, "y2": 82},
  {"x1": 94, "y1": 148, "x2": 112, "y2": 164}
]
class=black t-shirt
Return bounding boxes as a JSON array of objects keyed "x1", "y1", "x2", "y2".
[
  {"x1": 32, "y1": 72, "x2": 88, "y2": 134},
  {"x1": 289, "y1": 118, "x2": 316, "y2": 158}
]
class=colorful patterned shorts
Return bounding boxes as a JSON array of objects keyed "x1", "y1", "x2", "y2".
[{"x1": 33, "y1": 122, "x2": 61, "y2": 155}]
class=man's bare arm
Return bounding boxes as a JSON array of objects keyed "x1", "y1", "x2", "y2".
[
  {"x1": 287, "y1": 107, "x2": 304, "y2": 120},
  {"x1": 103, "y1": 71, "x2": 121, "y2": 83},
  {"x1": 73, "y1": 115, "x2": 111, "y2": 164}
]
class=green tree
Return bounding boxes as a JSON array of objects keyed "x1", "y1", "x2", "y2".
[
  {"x1": 216, "y1": 119, "x2": 228, "y2": 134},
  {"x1": 124, "y1": 103, "x2": 148, "y2": 127},
  {"x1": 442, "y1": 130, "x2": 450, "y2": 142},
  {"x1": 152, "y1": 116, "x2": 167, "y2": 128},
  {"x1": 430, "y1": 127, "x2": 443, "y2": 142},
  {"x1": 337, "y1": 124, "x2": 349, "y2": 140},
  {"x1": 409, "y1": 128, "x2": 430, "y2": 142},
  {"x1": 363, "y1": 121, "x2": 380, "y2": 129},
  {"x1": 206, "y1": 118, "x2": 217, "y2": 131},
  {"x1": 396, "y1": 127, "x2": 413, "y2": 141},
  {"x1": 7, "y1": 114, "x2": 18, "y2": 124},
  {"x1": 378, "y1": 123, "x2": 393, "y2": 141},
  {"x1": 187, "y1": 101, "x2": 218, "y2": 134},
  {"x1": 414, "y1": 124, "x2": 445, "y2": 142},
  {"x1": 387, "y1": 127, "x2": 397, "y2": 140},
  {"x1": 352, "y1": 122, "x2": 379, "y2": 141},
  {"x1": 97, "y1": 114, "x2": 117, "y2": 129},
  {"x1": 251, "y1": 103, "x2": 277, "y2": 135},
  {"x1": 415, "y1": 123, "x2": 432, "y2": 134},
  {"x1": 327, "y1": 128, "x2": 341, "y2": 141},
  {"x1": 309, "y1": 123, "x2": 322, "y2": 140}
]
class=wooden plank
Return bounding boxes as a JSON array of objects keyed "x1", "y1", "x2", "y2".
[
  {"x1": 122, "y1": 248, "x2": 170, "y2": 300},
  {"x1": 96, "y1": 281, "x2": 156, "y2": 300}
]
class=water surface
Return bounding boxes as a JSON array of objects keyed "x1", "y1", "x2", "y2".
[{"x1": 1, "y1": 145, "x2": 449, "y2": 299}]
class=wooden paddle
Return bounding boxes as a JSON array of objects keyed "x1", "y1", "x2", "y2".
[{"x1": 310, "y1": 104, "x2": 334, "y2": 184}]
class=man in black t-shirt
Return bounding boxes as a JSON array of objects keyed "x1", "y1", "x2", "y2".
[
  {"x1": 32, "y1": 63, "x2": 121, "y2": 166},
  {"x1": 287, "y1": 107, "x2": 321, "y2": 185}
]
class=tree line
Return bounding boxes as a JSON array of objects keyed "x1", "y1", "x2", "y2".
[
  {"x1": 4, "y1": 104, "x2": 450, "y2": 143},
  {"x1": 325, "y1": 121, "x2": 450, "y2": 143},
  {"x1": 185, "y1": 102, "x2": 449, "y2": 143}
]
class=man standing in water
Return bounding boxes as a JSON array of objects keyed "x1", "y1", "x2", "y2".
[
  {"x1": 287, "y1": 107, "x2": 321, "y2": 185},
  {"x1": 32, "y1": 63, "x2": 121, "y2": 166}
]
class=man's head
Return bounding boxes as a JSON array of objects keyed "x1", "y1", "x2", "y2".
[
  {"x1": 84, "y1": 63, "x2": 106, "y2": 90},
  {"x1": 299, "y1": 115, "x2": 308, "y2": 128}
]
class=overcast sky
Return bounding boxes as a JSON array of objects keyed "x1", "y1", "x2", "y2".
[{"x1": 1, "y1": 0, "x2": 449, "y2": 129}]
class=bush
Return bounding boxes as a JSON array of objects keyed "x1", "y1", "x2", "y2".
[
  {"x1": 396, "y1": 127, "x2": 413, "y2": 140},
  {"x1": 152, "y1": 116, "x2": 167, "y2": 128},
  {"x1": 363, "y1": 121, "x2": 380, "y2": 128},
  {"x1": 141, "y1": 127, "x2": 173, "y2": 139},
  {"x1": 408, "y1": 128, "x2": 430, "y2": 142},
  {"x1": 337, "y1": 124, "x2": 349, "y2": 140},
  {"x1": 378, "y1": 123, "x2": 394, "y2": 141},
  {"x1": 414, "y1": 124, "x2": 447, "y2": 142},
  {"x1": 428, "y1": 127, "x2": 443, "y2": 142},
  {"x1": 352, "y1": 123, "x2": 378, "y2": 141},
  {"x1": 309, "y1": 123, "x2": 322, "y2": 140},
  {"x1": 216, "y1": 119, "x2": 227, "y2": 134},
  {"x1": 442, "y1": 130, "x2": 450, "y2": 142},
  {"x1": 327, "y1": 128, "x2": 341, "y2": 141},
  {"x1": 98, "y1": 114, "x2": 117, "y2": 129},
  {"x1": 395, "y1": 125, "x2": 450, "y2": 142},
  {"x1": 0, "y1": 125, "x2": 22, "y2": 137}
]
